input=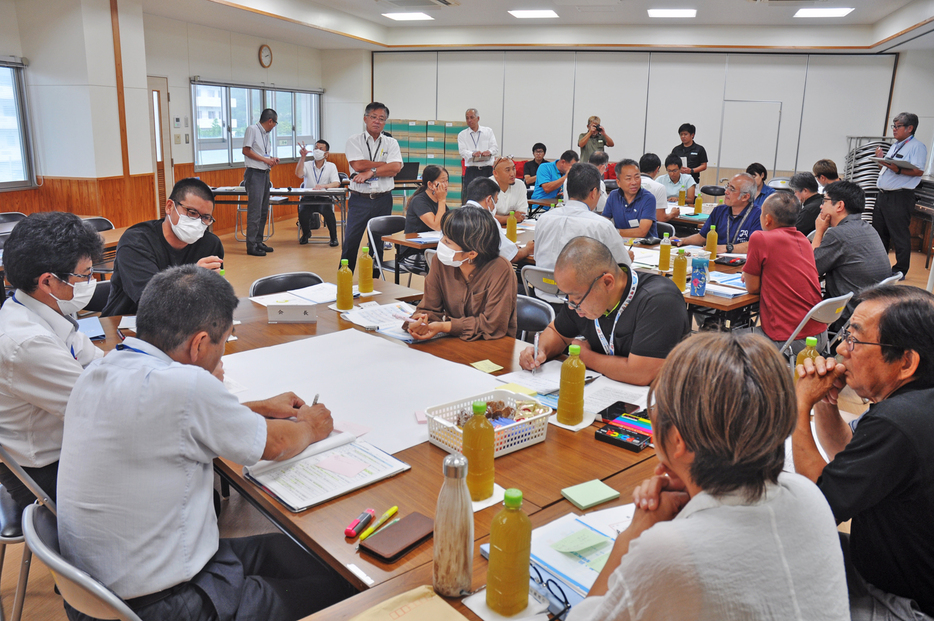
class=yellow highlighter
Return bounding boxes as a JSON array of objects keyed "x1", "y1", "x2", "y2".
[{"x1": 358, "y1": 506, "x2": 398, "y2": 541}]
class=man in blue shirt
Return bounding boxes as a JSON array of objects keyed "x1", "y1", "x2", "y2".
[
  {"x1": 532, "y1": 150, "x2": 579, "y2": 200},
  {"x1": 603, "y1": 159, "x2": 657, "y2": 239},
  {"x1": 678, "y1": 173, "x2": 761, "y2": 254}
]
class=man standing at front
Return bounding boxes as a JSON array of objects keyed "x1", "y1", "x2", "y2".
[
  {"x1": 242, "y1": 108, "x2": 279, "y2": 256},
  {"x1": 874, "y1": 112, "x2": 927, "y2": 278},
  {"x1": 458, "y1": 108, "x2": 499, "y2": 190},
  {"x1": 343, "y1": 102, "x2": 403, "y2": 274}
]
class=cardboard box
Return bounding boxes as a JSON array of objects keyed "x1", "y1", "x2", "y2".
[{"x1": 407, "y1": 121, "x2": 427, "y2": 152}]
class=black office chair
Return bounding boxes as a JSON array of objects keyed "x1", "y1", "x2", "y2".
[
  {"x1": 249, "y1": 272, "x2": 323, "y2": 297},
  {"x1": 657, "y1": 221, "x2": 676, "y2": 239},
  {"x1": 700, "y1": 185, "x2": 725, "y2": 197},
  {"x1": 604, "y1": 179, "x2": 619, "y2": 192},
  {"x1": 516, "y1": 295, "x2": 555, "y2": 343},
  {"x1": 367, "y1": 215, "x2": 426, "y2": 286}
]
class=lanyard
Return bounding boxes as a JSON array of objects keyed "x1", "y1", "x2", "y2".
[
  {"x1": 257, "y1": 124, "x2": 269, "y2": 157},
  {"x1": 12, "y1": 293, "x2": 77, "y2": 359},
  {"x1": 726, "y1": 204, "x2": 754, "y2": 245},
  {"x1": 593, "y1": 269, "x2": 639, "y2": 357},
  {"x1": 470, "y1": 130, "x2": 480, "y2": 149},
  {"x1": 890, "y1": 135, "x2": 912, "y2": 158},
  {"x1": 366, "y1": 136, "x2": 383, "y2": 162},
  {"x1": 312, "y1": 162, "x2": 324, "y2": 185},
  {"x1": 116, "y1": 343, "x2": 152, "y2": 356}
]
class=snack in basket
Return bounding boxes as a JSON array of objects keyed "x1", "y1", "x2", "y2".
[{"x1": 454, "y1": 400, "x2": 550, "y2": 429}]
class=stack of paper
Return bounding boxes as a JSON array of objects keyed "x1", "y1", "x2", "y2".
[
  {"x1": 340, "y1": 301, "x2": 416, "y2": 331},
  {"x1": 704, "y1": 283, "x2": 748, "y2": 299},
  {"x1": 712, "y1": 273, "x2": 746, "y2": 289}
]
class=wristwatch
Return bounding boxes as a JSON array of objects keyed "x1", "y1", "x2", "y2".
[{"x1": 726, "y1": 243, "x2": 734, "y2": 253}]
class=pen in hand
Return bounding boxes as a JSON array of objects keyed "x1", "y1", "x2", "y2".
[
  {"x1": 533, "y1": 332, "x2": 540, "y2": 374},
  {"x1": 312, "y1": 394, "x2": 319, "y2": 406}
]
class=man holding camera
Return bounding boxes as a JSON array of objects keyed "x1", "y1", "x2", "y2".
[{"x1": 578, "y1": 116, "x2": 614, "y2": 164}]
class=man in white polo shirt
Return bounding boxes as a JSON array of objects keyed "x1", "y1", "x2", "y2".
[
  {"x1": 490, "y1": 156, "x2": 528, "y2": 224},
  {"x1": 458, "y1": 108, "x2": 499, "y2": 191},
  {"x1": 343, "y1": 102, "x2": 403, "y2": 274},
  {"x1": 241, "y1": 108, "x2": 279, "y2": 256}
]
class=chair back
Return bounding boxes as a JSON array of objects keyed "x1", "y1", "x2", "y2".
[
  {"x1": 84, "y1": 280, "x2": 111, "y2": 314},
  {"x1": 83, "y1": 217, "x2": 115, "y2": 232},
  {"x1": 520, "y1": 265, "x2": 560, "y2": 298},
  {"x1": 657, "y1": 221, "x2": 675, "y2": 239},
  {"x1": 425, "y1": 249, "x2": 436, "y2": 271},
  {"x1": 0, "y1": 212, "x2": 26, "y2": 225},
  {"x1": 778, "y1": 292, "x2": 853, "y2": 359},
  {"x1": 700, "y1": 185, "x2": 725, "y2": 197},
  {"x1": 22, "y1": 505, "x2": 143, "y2": 621},
  {"x1": 249, "y1": 272, "x2": 323, "y2": 297},
  {"x1": 516, "y1": 295, "x2": 555, "y2": 342},
  {"x1": 878, "y1": 272, "x2": 902, "y2": 288},
  {"x1": 768, "y1": 177, "x2": 792, "y2": 192},
  {"x1": 366, "y1": 215, "x2": 406, "y2": 277},
  {"x1": 0, "y1": 444, "x2": 56, "y2": 515}
]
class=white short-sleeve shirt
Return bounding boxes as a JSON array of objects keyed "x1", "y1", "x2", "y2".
[
  {"x1": 640, "y1": 175, "x2": 668, "y2": 213},
  {"x1": 345, "y1": 131, "x2": 403, "y2": 194},
  {"x1": 300, "y1": 160, "x2": 340, "y2": 188},
  {"x1": 242, "y1": 123, "x2": 271, "y2": 170},
  {"x1": 490, "y1": 177, "x2": 529, "y2": 217}
]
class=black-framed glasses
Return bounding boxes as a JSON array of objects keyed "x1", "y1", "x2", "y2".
[
  {"x1": 822, "y1": 196, "x2": 833, "y2": 203},
  {"x1": 559, "y1": 272, "x2": 607, "y2": 311},
  {"x1": 530, "y1": 563, "x2": 570, "y2": 620},
  {"x1": 892, "y1": 123, "x2": 905, "y2": 130},
  {"x1": 56, "y1": 269, "x2": 95, "y2": 285},
  {"x1": 176, "y1": 202, "x2": 216, "y2": 226},
  {"x1": 841, "y1": 328, "x2": 893, "y2": 352}
]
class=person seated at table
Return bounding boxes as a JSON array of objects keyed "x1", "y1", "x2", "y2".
[
  {"x1": 563, "y1": 151, "x2": 609, "y2": 214},
  {"x1": 742, "y1": 192, "x2": 826, "y2": 354},
  {"x1": 788, "y1": 171, "x2": 822, "y2": 236},
  {"x1": 294, "y1": 139, "x2": 341, "y2": 246},
  {"x1": 534, "y1": 164, "x2": 632, "y2": 271},
  {"x1": 531, "y1": 150, "x2": 579, "y2": 201},
  {"x1": 0, "y1": 212, "x2": 104, "y2": 515},
  {"x1": 463, "y1": 177, "x2": 534, "y2": 264},
  {"x1": 656, "y1": 153, "x2": 696, "y2": 207},
  {"x1": 747, "y1": 162, "x2": 775, "y2": 210},
  {"x1": 568, "y1": 331, "x2": 848, "y2": 621},
  {"x1": 58, "y1": 265, "x2": 355, "y2": 621},
  {"x1": 520, "y1": 236, "x2": 688, "y2": 385},
  {"x1": 638, "y1": 153, "x2": 668, "y2": 223},
  {"x1": 406, "y1": 207, "x2": 517, "y2": 341},
  {"x1": 523, "y1": 142, "x2": 547, "y2": 187},
  {"x1": 490, "y1": 156, "x2": 528, "y2": 224},
  {"x1": 102, "y1": 177, "x2": 224, "y2": 317},
  {"x1": 400, "y1": 164, "x2": 449, "y2": 273},
  {"x1": 812, "y1": 158, "x2": 840, "y2": 189},
  {"x1": 603, "y1": 159, "x2": 658, "y2": 239},
  {"x1": 677, "y1": 173, "x2": 761, "y2": 254}
]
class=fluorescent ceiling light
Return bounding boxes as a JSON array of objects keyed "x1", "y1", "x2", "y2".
[
  {"x1": 647, "y1": 9, "x2": 697, "y2": 18},
  {"x1": 508, "y1": 10, "x2": 559, "y2": 18},
  {"x1": 794, "y1": 8, "x2": 854, "y2": 18},
  {"x1": 382, "y1": 12, "x2": 434, "y2": 21}
]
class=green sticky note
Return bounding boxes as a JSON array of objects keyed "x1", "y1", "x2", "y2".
[
  {"x1": 471, "y1": 359, "x2": 504, "y2": 373},
  {"x1": 586, "y1": 553, "x2": 610, "y2": 572},
  {"x1": 561, "y1": 479, "x2": 620, "y2": 510},
  {"x1": 550, "y1": 528, "x2": 611, "y2": 554}
]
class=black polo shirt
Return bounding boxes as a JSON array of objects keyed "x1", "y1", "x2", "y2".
[{"x1": 670, "y1": 143, "x2": 708, "y2": 184}]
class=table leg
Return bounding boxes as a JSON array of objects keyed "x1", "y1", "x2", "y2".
[{"x1": 394, "y1": 244, "x2": 401, "y2": 284}]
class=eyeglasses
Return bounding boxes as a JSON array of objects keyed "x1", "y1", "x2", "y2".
[
  {"x1": 176, "y1": 202, "x2": 216, "y2": 226},
  {"x1": 530, "y1": 563, "x2": 570, "y2": 620},
  {"x1": 822, "y1": 196, "x2": 833, "y2": 203},
  {"x1": 892, "y1": 124, "x2": 905, "y2": 130},
  {"x1": 559, "y1": 273, "x2": 606, "y2": 311},
  {"x1": 56, "y1": 269, "x2": 95, "y2": 285},
  {"x1": 841, "y1": 328, "x2": 893, "y2": 352},
  {"x1": 366, "y1": 114, "x2": 388, "y2": 123}
]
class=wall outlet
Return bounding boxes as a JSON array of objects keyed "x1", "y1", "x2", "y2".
[
  {"x1": 185, "y1": 134, "x2": 190, "y2": 144},
  {"x1": 174, "y1": 134, "x2": 181, "y2": 144}
]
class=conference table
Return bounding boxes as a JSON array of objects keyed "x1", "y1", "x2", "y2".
[
  {"x1": 211, "y1": 187, "x2": 348, "y2": 244},
  {"x1": 97, "y1": 279, "x2": 660, "y2": 620}
]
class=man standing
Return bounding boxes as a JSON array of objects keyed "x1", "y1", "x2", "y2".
[
  {"x1": 788, "y1": 172, "x2": 822, "y2": 236},
  {"x1": 532, "y1": 150, "x2": 579, "y2": 201},
  {"x1": 793, "y1": 285, "x2": 934, "y2": 619},
  {"x1": 874, "y1": 112, "x2": 927, "y2": 278},
  {"x1": 811, "y1": 180, "x2": 891, "y2": 322},
  {"x1": 0, "y1": 212, "x2": 103, "y2": 514},
  {"x1": 638, "y1": 153, "x2": 670, "y2": 226},
  {"x1": 458, "y1": 108, "x2": 499, "y2": 190},
  {"x1": 519, "y1": 236, "x2": 688, "y2": 386},
  {"x1": 59, "y1": 265, "x2": 354, "y2": 621},
  {"x1": 490, "y1": 156, "x2": 528, "y2": 224},
  {"x1": 678, "y1": 173, "x2": 761, "y2": 254},
  {"x1": 603, "y1": 159, "x2": 658, "y2": 240},
  {"x1": 577, "y1": 116, "x2": 615, "y2": 164},
  {"x1": 102, "y1": 177, "x2": 224, "y2": 317},
  {"x1": 343, "y1": 102, "x2": 403, "y2": 274},
  {"x1": 242, "y1": 108, "x2": 279, "y2": 256},
  {"x1": 671, "y1": 123, "x2": 708, "y2": 184},
  {"x1": 295, "y1": 139, "x2": 341, "y2": 246}
]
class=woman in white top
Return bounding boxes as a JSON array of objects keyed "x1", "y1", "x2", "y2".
[{"x1": 569, "y1": 331, "x2": 849, "y2": 621}]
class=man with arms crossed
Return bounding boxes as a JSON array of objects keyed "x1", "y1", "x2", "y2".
[
  {"x1": 242, "y1": 108, "x2": 279, "y2": 256},
  {"x1": 788, "y1": 171, "x2": 822, "y2": 236},
  {"x1": 520, "y1": 236, "x2": 688, "y2": 385},
  {"x1": 59, "y1": 265, "x2": 354, "y2": 621},
  {"x1": 794, "y1": 285, "x2": 934, "y2": 620},
  {"x1": 458, "y1": 108, "x2": 499, "y2": 190}
]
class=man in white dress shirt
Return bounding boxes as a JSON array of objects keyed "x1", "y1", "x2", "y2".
[
  {"x1": 535, "y1": 163, "x2": 633, "y2": 271},
  {"x1": 344, "y1": 102, "x2": 403, "y2": 274},
  {"x1": 295, "y1": 139, "x2": 342, "y2": 246},
  {"x1": 458, "y1": 108, "x2": 499, "y2": 191},
  {"x1": 490, "y1": 156, "x2": 528, "y2": 224},
  {"x1": 58, "y1": 265, "x2": 354, "y2": 621},
  {"x1": 242, "y1": 108, "x2": 279, "y2": 256},
  {"x1": 0, "y1": 212, "x2": 103, "y2": 514},
  {"x1": 639, "y1": 153, "x2": 671, "y2": 227}
]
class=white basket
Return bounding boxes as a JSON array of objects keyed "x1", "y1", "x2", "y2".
[{"x1": 426, "y1": 389, "x2": 552, "y2": 458}]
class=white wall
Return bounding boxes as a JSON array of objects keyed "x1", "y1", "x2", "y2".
[
  {"x1": 321, "y1": 49, "x2": 370, "y2": 153},
  {"x1": 0, "y1": 0, "x2": 22, "y2": 56}
]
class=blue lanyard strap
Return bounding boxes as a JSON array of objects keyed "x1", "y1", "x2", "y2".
[
  {"x1": 593, "y1": 269, "x2": 639, "y2": 357},
  {"x1": 116, "y1": 343, "x2": 152, "y2": 356},
  {"x1": 312, "y1": 163, "x2": 324, "y2": 185}
]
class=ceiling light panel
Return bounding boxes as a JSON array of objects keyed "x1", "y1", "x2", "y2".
[
  {"x1": 508, "y1": 10, "x2": 560, "y2": 18},
  {"x1": 382, "y1": 12, "x2": 435, "y2": 20},
  {"x1": 794, "y1": 8, "x2": 854, "y2": 18},
  {"x1": 647, "y1": 9, "x2": 697, "y2": 18}
]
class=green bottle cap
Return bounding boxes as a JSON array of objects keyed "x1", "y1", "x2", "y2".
[
  {"x1": 362, "y1": 246, "x2": 369, "y2": 253},
  {"x1": 710, "y1": 225, "x2": 716, "y2": 231},
  {"x1": 663, "y1": 233, "x2": 669, "y2": 238},
  {"x1": 510, "y1": 211, "x2": 515, "y2": 215},
  {"x1": 504, "y1": 488, "x2": 523, "y2": 508},
  {"x1": 472, "y1": 401, "x2": 487, "y2": 416},
  {"x1": 340, "y1": 259, "x2": 348, "y2": 266},
  {"x1": 569, "y1": 343, "x2": 581, "y2": 356},
  {"x1": 219, "y1": 268, "x2": 225, "y2": 277},
  {"x1": 806, "y1": 336, "x2": 818, "y2": 347},
  {"x1": 678, "y1": 249, "x2": 685, "y2": 255}
]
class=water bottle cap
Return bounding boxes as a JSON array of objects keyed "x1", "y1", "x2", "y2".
[
  {"x1": 710, "y1": 225, "x2": 716, "y2": 231},
  {"x1": 340, "y1": 259, "x2": 348, "y2": 266},
  {"x1": 472, "y1": 401, "x2": 487, "y2": 416},
  {"x1": 362, "y1": 246, "x2": 369, "y2": 253},
  {"x1": 569, "y1": 343, "x2": 581, "y2": 356},
  {"x1": 443, "y1": 453, "x2": 468, "y2": 478},
  {"x1": 663, "y1": 233, "x2": 669, "y2": 238},
  {"x1": 678, "y1": 249, "x2": 685, "y2": 255},
  {"x1": 504, "y1": 488, "x2": 523, "y2": 507},
  {"x1": 806, "y1": 336, "x2": 818, "y2": 347}
]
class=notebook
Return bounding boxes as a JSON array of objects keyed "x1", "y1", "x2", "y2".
[{"x1": 561, "y1": 480, "x2": 620, "y2": 511}]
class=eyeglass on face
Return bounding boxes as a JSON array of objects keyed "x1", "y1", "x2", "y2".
[
  {"x1": 176, "y1": 202, "x2": 216, "y2": 226},
  {"x1": 822, "y1": 196, "x2": 833, "y2": 203},
  {"x1": 57, "y1": 269, "x2": 95, "y2": 285},
  {"x1": 367, "y1": 114, "x2": 388, "y2": 123},
  {"x1": 842, "y1": 328, "x2": 891, "y2": 352},
  {"x1": 559, "y1": 272, "x2": 606, "y2": 311},
  {"x1": 892, "y1": 123, "x2": 905, "y2": 130}
]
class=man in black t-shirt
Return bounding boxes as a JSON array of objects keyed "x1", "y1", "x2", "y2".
[
  {"x1": 794, "y1": 285, "x2": 934, "y2": 619},
  {"x1": 518, "y1": 236, "x2": 689, "y2": 386},
  {"x1": 670, "y1": 123, "x2": 708, "y2": 185},
  {"x1": 102, "y1": 178, "x2": 224, "y2": 317}
]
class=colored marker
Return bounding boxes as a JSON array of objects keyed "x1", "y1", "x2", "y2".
[
  {"x1": 358, "y1": 506, "x2": 398, "y2": 541},
  {"x1": 344, "y1": 508, "x2": 375, "y2": 538}
]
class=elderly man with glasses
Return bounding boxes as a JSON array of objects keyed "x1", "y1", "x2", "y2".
[
  {"x1": 102, "y1": 177, "x2": 224, "y2": 317},
  {"x1": 519, "y1": 236, "x2": 688, "y2": 385},
  {"x1": 793, "y1": 285, "x2": 934, "y2": 621},
  {"x1": 676, "y1": 172, "x2": 761, "y2": 254}
]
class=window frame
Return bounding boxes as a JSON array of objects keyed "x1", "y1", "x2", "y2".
[
  {"x1": 0, "y1": 58, "x2": 36, "y2": 191},
  {"x1": 190, "y1": 79, "x2": 323, "y2": 172}
]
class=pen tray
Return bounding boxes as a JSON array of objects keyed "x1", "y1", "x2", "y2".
[{"x1": 426, "y1": 390, "x2": 551, "y2": 458}]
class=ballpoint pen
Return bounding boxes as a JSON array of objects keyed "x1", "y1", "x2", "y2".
[
  {"x1": 312, "y1": 393, "x2": 319, "y2": 405},
  {"x1": 533, "y1": 332, "x2": 540, "y2": 375}
]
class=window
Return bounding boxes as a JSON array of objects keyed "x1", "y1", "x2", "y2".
[
  {"x1": 191, "y1": 80, "x2": 321, "y2": 170},
  {"x1": 0, "y1": 61, "x2": 34, "y2": 190}
]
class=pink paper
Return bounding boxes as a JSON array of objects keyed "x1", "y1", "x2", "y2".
[
  {"x1": 317, "y1": 455, "x2": 368, "y2": 478},
  {"x1": 414, "y1": 410, "x2": 427, "y2": 424},
  {"x1": 334, "y1": 421, "x2": 372, "y2": 437}
]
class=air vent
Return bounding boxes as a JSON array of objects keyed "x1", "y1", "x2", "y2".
[{"x1": 381, "y1": 0, "x2": 459, "y2": 8}]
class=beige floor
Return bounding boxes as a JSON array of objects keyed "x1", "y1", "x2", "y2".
[{"x1": 5, "y1": 223, "x2": 931, "y2": 620}]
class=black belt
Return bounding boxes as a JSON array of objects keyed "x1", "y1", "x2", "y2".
[
  {"x1": 126, "y1": 583, "x2": 185, "y2": 610},
  {"x1": 349, "y1": 190, "x2": 391, "y2": 199},
  {"x1": 878, "y1": 188, "x2": 913, "y2": 194}
]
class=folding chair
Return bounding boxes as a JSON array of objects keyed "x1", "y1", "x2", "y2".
[
  {"x1": 777, "y1": 293, "x2": 853, "y2": 366},
  {"x1": 520, "y1": 265, "x2": 563, "y2": 305},
  {"x1": 516, "y1": 295, "x2": 555, "y2": 343},
  {"x1": 827, "y1": 273, "x2": 903, "y2": 352}
]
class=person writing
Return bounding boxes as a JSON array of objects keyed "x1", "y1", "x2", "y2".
[
  {"x1": 568, "y1": 332, "x2": 848, "y2": 620},
  {"x1": 406, "y1": 207, "x2": 517, "y2": 341},
  {"x1": 400, "y1": 165, "x2": 449, "y2": 273}
]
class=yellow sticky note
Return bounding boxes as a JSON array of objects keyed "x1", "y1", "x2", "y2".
[
  {"x1": 471, "y1": 359, "x2": 504, "y2": 373},
  {"x1": 498, "y1": 383, "x2": 537, "y2": 396}
]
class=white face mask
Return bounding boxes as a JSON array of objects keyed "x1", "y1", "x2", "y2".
[
  {"x1": 436, "y1": 240, "x2": 465, "y2": 268},
  {"x1": 312, "y1": 149, "x2": 326, "y2": 161},
  {"x1": 170, "y1": 204, "x2": 208, "y2": 245},
  {"x1": 51, "y1": 277, "x2": 97, "y2": 316}
]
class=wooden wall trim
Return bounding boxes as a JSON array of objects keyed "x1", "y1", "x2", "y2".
[{"x1": 110, "y1": 0, "x2": 130, "y2": 182}]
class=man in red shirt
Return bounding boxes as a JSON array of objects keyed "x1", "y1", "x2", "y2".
[{"x1": 743, "y1": 192, "x2": 826, "y2": 354}]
